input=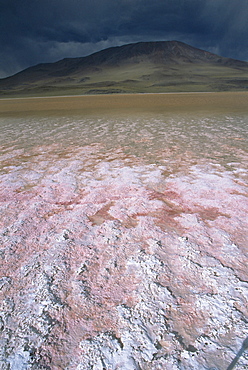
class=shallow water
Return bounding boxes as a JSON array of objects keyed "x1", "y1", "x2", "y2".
[{"x1": 0, "y1": 94, "x2": 248, "y2": 369}]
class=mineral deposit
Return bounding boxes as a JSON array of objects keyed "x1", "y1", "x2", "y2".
[{"x1": 0, "y1": 97, "x2": 248, "y2": 369}]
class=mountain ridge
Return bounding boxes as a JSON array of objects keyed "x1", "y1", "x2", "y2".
[{"x1": 1, "y1": 40, "x2": 248, "y2": 96}]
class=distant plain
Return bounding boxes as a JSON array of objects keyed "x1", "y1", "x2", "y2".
[{"x1": 1, "y1": 91, "x2": 248, "y2": 117}]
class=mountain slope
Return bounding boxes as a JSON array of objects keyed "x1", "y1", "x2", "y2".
[{"x1": 1, "y1": 41, "x2": 248, "y2": 96}]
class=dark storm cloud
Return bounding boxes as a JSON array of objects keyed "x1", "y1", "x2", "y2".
[{"x1": 0, "y1": 0, "x2": 248, "y2": 78}]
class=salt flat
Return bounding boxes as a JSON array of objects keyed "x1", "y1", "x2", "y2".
[{"x1": 0, "y1": 93, "x2": 248, "y2": 369}]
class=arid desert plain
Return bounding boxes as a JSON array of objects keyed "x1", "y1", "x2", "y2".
[{"x1": 0, "y1": 92, "x2": 248, "y2": 369}]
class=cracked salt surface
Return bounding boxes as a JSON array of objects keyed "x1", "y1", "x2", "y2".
[{"x1": 0, "y1": 108, "x2": 248, "y2": 369}]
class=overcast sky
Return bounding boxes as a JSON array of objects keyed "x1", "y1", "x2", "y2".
[{"x1": 0, "y1": 0, "x2": 248, "y2": 78}]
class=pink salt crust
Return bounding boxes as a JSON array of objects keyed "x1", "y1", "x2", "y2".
[{"x1": 0, "y1": 142, "x2": 248, "y2": 369}]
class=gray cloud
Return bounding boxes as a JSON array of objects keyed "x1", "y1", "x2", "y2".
[{"x1": 0, "y1": 0, "x2": 248, "y2": 78}]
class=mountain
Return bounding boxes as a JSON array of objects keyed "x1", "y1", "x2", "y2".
[{"x1": 1, "y1": 40, "x2": 248, "y2": 96}]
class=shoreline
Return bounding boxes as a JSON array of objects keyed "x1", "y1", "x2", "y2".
[{"x1": 0, "y1": 90, "x2": 218, "y2": 101}]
